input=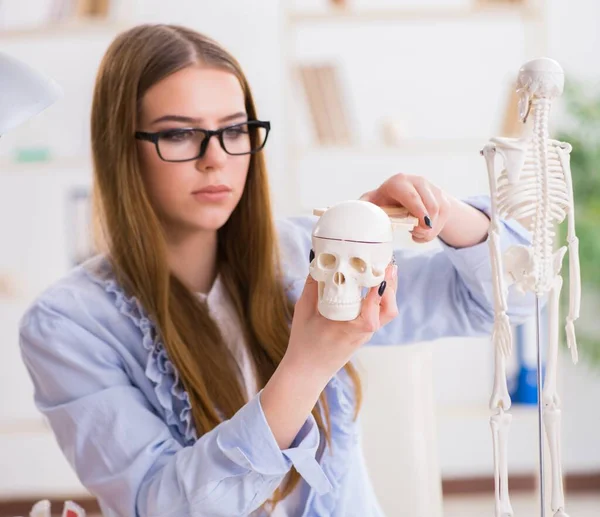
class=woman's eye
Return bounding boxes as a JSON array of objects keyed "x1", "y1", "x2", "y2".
[
  {"x1": 224, "y1": 126, "x2": 248, "y2": 138},
  {"x1": 162, "y1": 130, "x2": 193, "y2": 142}
]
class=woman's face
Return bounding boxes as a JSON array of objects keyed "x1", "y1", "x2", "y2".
[{"x1": 137, "y1": 65, "x2": 251, "y2": 239}]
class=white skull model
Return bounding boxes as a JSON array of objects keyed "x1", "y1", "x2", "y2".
[{"x1": 310, "y1": 200, "x2": 393, "y2": 321}]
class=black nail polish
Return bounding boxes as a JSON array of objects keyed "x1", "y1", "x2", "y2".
[
  {"x1": 424, "y1": 215, "x2": 432, "y2": 228},
  {"x1": 378, "y1": 281, "x2": 387, "y2": 296},
  {"x1": 309, "y1": 249, "x2": 315, "y2": 263}
]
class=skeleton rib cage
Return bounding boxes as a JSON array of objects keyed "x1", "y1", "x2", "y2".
[{"x1": 494, "y1": 100, "x2": 573, "y2": 295}]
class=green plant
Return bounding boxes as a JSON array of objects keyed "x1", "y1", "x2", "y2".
[{"x1": 556, "y1": 79, "x2": 600, "y2": 366}]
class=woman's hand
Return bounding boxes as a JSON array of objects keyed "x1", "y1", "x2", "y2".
[
  {"x1": 359, "y1": 173, "x2": 452, "y2": 244},
  {"x1": 360, "y1": 173, "x2": 490, "y2": 248},
  {"x1": 283, "y1": 262, "x2": 398, "y2": 382},
  {"x1": 261, "y1": 263, "x2": 398, "y2": 449}
]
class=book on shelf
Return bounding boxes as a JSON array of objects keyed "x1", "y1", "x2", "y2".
[
  {"x1": 74, "y1": 0, "x2": 111, "y2": 18},
  {"x1": 298, "y1": 63, "x2": 354, "y2": 146}
]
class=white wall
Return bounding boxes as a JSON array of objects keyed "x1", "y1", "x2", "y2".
[{"x1": 546, "y1": 0, "x2": 600, "y2": 83}]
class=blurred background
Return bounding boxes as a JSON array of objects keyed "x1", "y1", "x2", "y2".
[{"x1": 0, "y1": 0, "x2": 599, "y2": 515}]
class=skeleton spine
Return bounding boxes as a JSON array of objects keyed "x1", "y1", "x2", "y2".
[{"x1": 531, "y1": 97, "x2": 554, "y2": 294}]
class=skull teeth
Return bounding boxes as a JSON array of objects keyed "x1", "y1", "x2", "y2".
[{"x1": 322, "y1": 297, "x2": 361, "y2": 306}]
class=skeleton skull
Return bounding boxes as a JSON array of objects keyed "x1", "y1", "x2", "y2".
[
  {"x1": 310, "y1": 200, "x2": 393, "y2": 321},
  {"x1": 516, "y1": 57, "x2": 564, "y2": 121}
]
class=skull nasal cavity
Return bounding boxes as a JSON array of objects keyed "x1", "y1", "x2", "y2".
[{"x1": 334, "y1": 272, "x2": 346, "y2": 285}]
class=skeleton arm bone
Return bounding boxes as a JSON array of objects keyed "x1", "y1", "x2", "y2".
[
  {"x1": 556, "y1": 141, "x2": 580, "y2": 364},
  {"x1": 482, "y1": 144, "x2": 513, "y2": 357}
]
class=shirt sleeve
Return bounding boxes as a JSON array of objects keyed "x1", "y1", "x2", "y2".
[
  {"x1": 369, "y1": 194, "x2": 537, "y2": 345},
  {"x1": 19, "y1": 294, "x2": 331, "y2": 517}
]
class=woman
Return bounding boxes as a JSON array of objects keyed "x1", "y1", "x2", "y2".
[{"x1": 19, "y1": 24, "x2": 534, "y2": 517}]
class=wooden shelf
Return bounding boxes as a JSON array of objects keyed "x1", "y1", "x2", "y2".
[
  {"x1": 289, "y1": 5, "x2": 538, "y2": 24},
  {"x1": 0, "y1": 19, "x2": 128, "y2": 40},
  {"x1": 294, "y1": 139, "x2": 488, "y2": 156}
]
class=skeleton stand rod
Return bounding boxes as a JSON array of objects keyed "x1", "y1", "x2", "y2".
[{"x1": 536, "y1": 295, "x2": 546, "y2": 517}]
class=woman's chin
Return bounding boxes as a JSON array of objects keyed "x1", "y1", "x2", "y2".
[
  {"x1": 164, "y1": 202, "x2": 237, "y2": 234},
  {"x1": 190, "y1": 206, "x2": 234, "y2": 231}
]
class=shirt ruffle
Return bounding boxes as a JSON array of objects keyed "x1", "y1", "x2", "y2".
[{"x1": 90, "y1": 258, "x2": 198, "y2": 445}]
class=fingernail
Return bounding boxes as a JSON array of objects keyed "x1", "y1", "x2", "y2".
[
  {"x1": 309, "y1": 249, "x2": 315, "y2": 263},
  {"x1": 424, "y1": 215, "x2": 432, "y2": 228},
  {"x1": 378, "y1": 281, "x2": 387, "y2": 296}
]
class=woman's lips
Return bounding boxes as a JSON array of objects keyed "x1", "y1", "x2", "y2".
[
  {"x1": 194, "y1": 184, "x2": 231, "y2": 193},
  {"x1": 192, "y1": 185, "x2": 232, "y2": 202}
]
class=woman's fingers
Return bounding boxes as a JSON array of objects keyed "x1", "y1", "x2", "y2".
[
  {"x1": 358, "y1": 189, "x2": 377, "y2": 202},
  {"x1": 378, "y1": 264, "x2": 399, "y2": 327},
  {"x1": 356, "y1": 263, "x2": 398, "y2": 332},
  {"x1": 365, "y1": 173, "x2": 453, "y2": 242},
  {"x1": 356, "y1": 278, "x2": 385, "y2": 333},
  {"x1": 385, "y1": 178, "x2": 430, "y2": 230},
  {"x1": 366, "y1": 173, "x2": 432, "y2": 230},
  {"x1": 297, "y1": 270, "x2": 319, "y2": 314},
  {"x1": 411, "y1": 177, "x2": 439, "y2": 230},
  {"x1": 409, "y1": 183, "x2": 451, "y2": 242}
]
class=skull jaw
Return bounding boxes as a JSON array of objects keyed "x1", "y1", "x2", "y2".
[{"x1": 318, "y1": 299, "x2": 362, "y2": 321}]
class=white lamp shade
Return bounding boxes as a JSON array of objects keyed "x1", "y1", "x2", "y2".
[{"x1": 0, "y1": 51, "x2": 62, "y2": 135}]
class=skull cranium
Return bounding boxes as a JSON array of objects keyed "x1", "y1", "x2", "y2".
[
  {"x1": 310, "y1": 200, "x2": 393, "y2": 321},
  {"x1": 516, "y1": 57, "x2": 564, "y2": 121}
]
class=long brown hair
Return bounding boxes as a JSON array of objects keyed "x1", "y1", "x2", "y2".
[{"x1": 90, "y1": 23, "x2": 362, "y2": 511}]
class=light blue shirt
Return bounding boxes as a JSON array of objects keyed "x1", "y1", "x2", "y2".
[{"x1": 19, "y1": 196, "x2": 535, "y2": 517}]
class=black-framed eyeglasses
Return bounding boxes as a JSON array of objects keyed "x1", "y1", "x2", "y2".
[{"x1": 134, "y1": 120, "x2": 271, "y2": 162}]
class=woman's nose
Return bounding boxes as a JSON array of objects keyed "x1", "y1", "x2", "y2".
[{"x1": 195, "y1": 135, "x2": 227, "y2": 171}]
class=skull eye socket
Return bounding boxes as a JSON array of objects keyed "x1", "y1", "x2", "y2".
[
  {"x1": 349, "y1": 257, "x2": 367, "y2": 273},
  {"x1": 372, "y1": 267, "x2": 384, "y2": 277},
  {"x1": 318, "y1": 253, "x2": 337, "y2": 269}
]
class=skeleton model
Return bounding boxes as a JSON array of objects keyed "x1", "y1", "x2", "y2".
[{"x1": 481, "y1": 57, "x2": 580, "y2": 517}]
